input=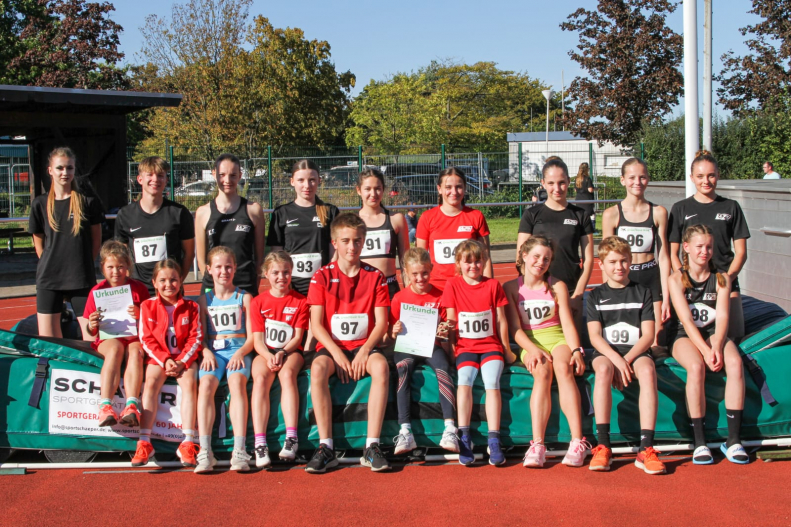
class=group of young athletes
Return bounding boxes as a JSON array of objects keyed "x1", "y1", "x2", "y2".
[{"x1": 28, "y1": 146, "x2": 751, "y2": 474}]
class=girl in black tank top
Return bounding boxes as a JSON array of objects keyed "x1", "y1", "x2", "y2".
[
  {"x1": 356, "y1": 168, "x2": 409, "y2": 299},
  {"x1": 195, "y1": 154, "x2": 266, "y2": 296},
  {"x1": 666, "y1": 224, "x2": 747, "y2": 466},
  {"x1": 603, "y1": 158, "x2": 671, "y2": 344}
]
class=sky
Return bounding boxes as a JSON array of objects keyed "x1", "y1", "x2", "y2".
[{"x1": 110, "y1": 0, "x2": 762, "y2": 117}]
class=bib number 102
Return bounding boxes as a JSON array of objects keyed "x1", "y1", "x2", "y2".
[{"x1": 462, "y1": 319, "x2": 489, "y2": 334}]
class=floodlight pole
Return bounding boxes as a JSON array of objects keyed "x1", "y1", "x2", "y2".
[
  {"x1": 683, "y1": 0, "x2": 699, "y2": 197},
  {"x1": 702, "y1": 0, "x2": 713, "y2": 152},
  {"x1": 542, "y1": 88, "x2": 553, "y2": 152}
]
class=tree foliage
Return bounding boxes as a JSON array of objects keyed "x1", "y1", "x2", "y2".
[
  {"x1": 0, "y1": 0, "x2": 128, "y2": 89},
  {"x1": 561, "y1": 0, "x2": 682, "y2": 147},
  {"x1": 717, "y1": 0, "x2": 791, "y2": 114},
  {"x1": 136, "y1": 0, "x2": 355, "y2": 160},
  {"x1": 346, "y1": 60, "x2": 551, "y2": 154}
]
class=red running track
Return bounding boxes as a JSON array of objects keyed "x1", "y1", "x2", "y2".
[{"x1": 0, "y1": 262, "x2": 604, "y2": 331}]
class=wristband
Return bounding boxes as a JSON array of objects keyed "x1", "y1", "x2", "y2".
[{"x1": 572, "y1": 347, "x2": 584, "y2": 356}]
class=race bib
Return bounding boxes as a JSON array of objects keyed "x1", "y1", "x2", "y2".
[
  {"x1": 291, "y1": 253, "x2": 322, "y2": 279},
  {"x1": 166, "y1": 326, "x2": 179, "y2": 355},
  {"x1": 360, "y1": 229, "x2": 391, "y2": 257},
  {"x1": 433, "y1": 239, "x2": 465, "y2": 264},
  {"x1": 617, "y1": 226, "x2": 653, "y2": 254},
  {"x1": 331, "y1": 313, "x2": 369, "y2": 341},
  {"x1": 519, "y1": 300, "x2": 555, "y2": 327},
  {"x1": 604, "y1": 322, "x2": 640, "y2": 347},
  {"x1": 265, "y1": 319, "x2": 294, "y2": 348},
  {"x1": 207, "y1": 304, "x2": 242, "y2": 332},
  {"x1": 133, "y1": 235, "x2": 167, "y2": 263},
  {"x1": 457, "y1": 310, "x2": 494, "y2": 339},
  {"x1": 690, "y1": 303, "x2": 716, "y2": 328}
]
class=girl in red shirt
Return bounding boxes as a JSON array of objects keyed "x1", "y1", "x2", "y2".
[
  {"x1": 416, "y1": 167, "x2": 492, "y2": 290},
  {"x1": 83, "y1": 240, "x2": 150, "y2": 429},
  {"x1": 250, "y1": 251, "x2": 309, "y2": 468},
  {"x1": 133, "y1": 259, "x2": 201, "y2": 468},
  {"x1": 443, "y1": 240, "x2": 515, "y2": 467}
]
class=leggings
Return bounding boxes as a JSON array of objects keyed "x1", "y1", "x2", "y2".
[
  {"x1": 395, "y1": 347, "x2": 456, "y2": 424},
  {"x1": 456, "y1": 351, "x2": 504, "y2": 390}
]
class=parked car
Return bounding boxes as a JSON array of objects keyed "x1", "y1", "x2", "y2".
[
  {"x1": 174, "y1": 180, "x2": 216, "y2": 197},
  {"x1": 381, "y1": 162, "x2": 493, "y2": 199},
  {"x1": 242, "y1": 177, "x2": 268, "y2": 202}
]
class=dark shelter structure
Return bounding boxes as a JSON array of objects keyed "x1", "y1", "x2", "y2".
[{"x1": 0, "y1": 85, "x2": 181, "y2": 211}]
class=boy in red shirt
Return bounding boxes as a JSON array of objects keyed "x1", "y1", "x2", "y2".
[{"x1": 305, "y1": 213, "x2": 391, "y2": 473}]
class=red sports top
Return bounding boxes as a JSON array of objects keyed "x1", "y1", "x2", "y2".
[
  {"x1": 442, "y1": 276, "x2": 507, "y2": 355},
  {"x1": 415, "y1": 206, "x2": 490, "y2": 290},
  {"x1": 83, "y1": 278, "x2": 150, "y2": 349},
  {"x1": 390, "y1": 285, "x2": 447, "y2": 347},
  {"x1": 250, "y1": 289, "x2": 310, "y2": 351},
  {"x1": 307, "y1": 263, "x2": 390, "y2": 351}
]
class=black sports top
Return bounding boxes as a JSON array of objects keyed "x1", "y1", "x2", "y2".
[
  {"x1": 201, "y1": 198, "x2": 258, "y2": 295},
  {"x1": 616, "y1": 202, "x2": 657, "y2": 254},
  {"x1": 587, "y1": 281, "x2": 654, "y2": 355},
  {"x1": 668, "y1": 271, "x2": 719, "y2": 337},
  {"x1": 360, "y1": 209, "x2": 398, "y2": 260}
]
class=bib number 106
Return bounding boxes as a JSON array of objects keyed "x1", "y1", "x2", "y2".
[{"x1": 462, "y1": 319, "x2": 489, "y2": 334}]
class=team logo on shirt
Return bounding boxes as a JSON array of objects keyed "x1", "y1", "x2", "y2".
[
  {"x1": 703, "y1": 293, "x2": 717, "y2": 301},
  {"x1": 283, "y1": 307, "x2": 297, "y2": 314},
  {"x1": 457, "y1": 226, "x2": 473, "y2": 232},
  {"x1": 330, "y1": 279, "x2": 340, "y2": 283},
  {"x1": 312, "y1": 216, "x2": 320, "y2": 222},
  {"x1": 286, "y1": 316, "x2": 293, "y2": 321},
  {"x1": 715, "y1": 213, "x2": 732, "y2": 221},
  {"x1": 564, "y1": 219, "x2": 579, "y2": 225},
  {"x1": 208, "y1": 229, "x2": 215, "y2": 235},
  {"x1": 221, "y1": 218, "x2": 236, "y2": 223},
  {"x1": 235, "y1": 225, "x2": 251, "y2": 232},
  {"x1": 181, "y1": 316, "x2": 190, "y2": 325}
]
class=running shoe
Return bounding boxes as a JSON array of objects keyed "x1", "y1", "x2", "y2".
[
  {"x1": 635, "y1": 446, "x2": 666, "y2": 474},
  {"x1": 361, "y1": 443, "x2": 392, "y2": 472},
  {"x1": 119, "y1": 404, "x2": 140, "y2": 427},
  {"x1": 720, "y1": 443, "x2": 750, "y2": 465},
  {"x1": 523, "y1": 441, "x2": 546, "y2": 468},
  {"x1": 255, "y1": 444, "x2": 271, "y2": 468},
  {"x1": 440, "y1": 429, "x2": 460, "y2": 453},
  {"x1": 98, "y1": 404, "x2": 119, "y2": 427},
  {"x1": 230, "y1": 448, "x2": 252, "y2": 471},
  {"x1": 279, "y1": 437, "x2": 298, "y2": 461},
  {"x1": 305, "y1": 445, "x2": 338, "y2": 474},
  {"x1": 487, "y1": 437, "x2": 505, "y2": 466},
  {"x1": 131, "y1": 440, "x2": 154, "y2": 467},
  {"x1": 177, "y1": 441, "x2": 199, "y2": 467},
  {"x1": 692, "y1": 445, "x2": 714, "y2": 465},
  {"x1": 459, "y1": 434, "x2": 475, "y2": 466},
  {"x1": 589, "y1": 444, "x2": 612, "y2": 472},
  {"x1": 562, "y1": 437, "x2": 592, "y2": 467},
  {"x1": 394, "y1": 431, "x2": 417, "y2": 455},
  {"x1": 194, "y1": 449, "x2": 217, "y2": 474}
]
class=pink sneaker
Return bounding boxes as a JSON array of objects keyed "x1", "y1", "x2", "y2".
[
  {"x1": 562, "y1": 437, "x2": 592, "y2": 467},
  {"x1": 523, "y1": 440, "x2": 546, "y2": 468}
]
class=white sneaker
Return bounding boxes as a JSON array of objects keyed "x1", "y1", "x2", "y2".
[
  {"x1": 393, "y1": 430, "x2": 417, "y2": 455},
  {"x1": 255, "y1": 444, "x2": 271, "y2": 468},
  {"x1": 439, "y1": 429, "x2": 460, "y2": 453},
  {"x1": 279, "y1": 437, "x2": 299, "y2": 461},
  {"x1": 562, "y1": 438, "x2": 592, "y2": 467},
  {"x1": 230, "y1": 448, "x2": 252, "y2": 471},
  {"x1": 193, "y1": 449, "x2": 217, "y2": 474}
]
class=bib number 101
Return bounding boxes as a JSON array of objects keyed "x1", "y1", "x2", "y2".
[{"x1": 212, "y1": 311, "x2": 237, "y2": 328}]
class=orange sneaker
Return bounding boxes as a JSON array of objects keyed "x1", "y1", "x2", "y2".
[
  {"x1": 119, "y1": 404, "x2": 141, "y2": 427},
  {"x1": 589, "y1": 444, "x2": 612, "y2": 471},
  {"x1": 97, "y1": 404, "x2": 119, "y2": 427},
  {"x1": 131, "y1": 440, "x2": 154, "y2": 467},
  {"x1": 635, "y1": 446, "x2": 666, "y2": 475},
  {"x1": 177, "y1": 441, "x2": 199, "y2": 467}
]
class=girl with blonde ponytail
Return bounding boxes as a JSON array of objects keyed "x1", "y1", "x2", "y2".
[
  {"x1": 666, "y1": 224, "x2": 748, "y2": 466},
  {"x1": 28, "y1": 147, "x2": 104, "y2": 338}
]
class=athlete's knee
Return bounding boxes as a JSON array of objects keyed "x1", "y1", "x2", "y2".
[
  {"x1": 367, "y1": 355, "x2": 389, "y2": 380},
  {"x1": 310, "y1": 357, "x2": 332, "y2": 382},
  {"x1": 593, "y1": 358, "x2": 614, "y2": 379},
  {"x1": 481, "y1": 359, "x2": 504, "y2": 390},
  {"x1": 724, "y1": 352, "x2": 744, "y2": 378},
  {"x1": 457, "y1": 365, "x2": 478, "y2": 387},
  {"x1": 634, "y1": 359, "x2": 656, "y2": 381},
  {"x1": 687, "y1": 359, "x2": 706, "y2": 381}
]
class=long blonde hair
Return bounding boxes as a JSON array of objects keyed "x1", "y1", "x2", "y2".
[
  {"x1": 292, "y1": 159, "x2": 330, "y2": 226},
  {"x1": 575, "y1": 162, "x2": 589, "y2": 188},
  {"x1": 401, "y1": 247, "x2": 432, "y2": 287},
  {"x1": 47, "y1": 147, "x2": 84, "y2": 236},
  {"x1": 681, "y1": 224, "x2": 726, "y2": 290},
  {"x1": 516, "y1": 235, "x2": 557, "y2": 303}
]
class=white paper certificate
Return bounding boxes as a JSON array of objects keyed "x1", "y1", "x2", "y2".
[
  {"x1": 93, "y1": 285, "x2": 137, "y2": 340},
  {"x1": 393, "y1": 303, "x2": 439, "y2": 357}
]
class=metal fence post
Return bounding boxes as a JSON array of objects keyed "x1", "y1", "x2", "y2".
[
  {"x1": 358, "y1": 145, "x2": 363, "y2": 207},
  {"x1": 441, "y1": 144, "x2": 446, "y2": 169},
  {"x1": 588, "y1": 143, "x2": 594, "y2": 185},
  {"x1": 168, "y1": 146, "x2": 175, "y2": 199},
  {"x1": 518, "y1": 143, "x2": 523, "y2": 217},
  {"x1": 267, "y1": 145, "x2": 273, "y2": 209},
  {"x1": 640, "y1": 142, "x2": 645, "y2": 161}
]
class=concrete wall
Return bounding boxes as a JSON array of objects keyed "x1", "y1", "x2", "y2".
[{"x1": 648, "y1": 180, "x2": 791, "y2": 312}]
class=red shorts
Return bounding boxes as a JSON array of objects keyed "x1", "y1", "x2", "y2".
[{"x1": 91, "y1": 336, "x2": 139, "y2": 352}]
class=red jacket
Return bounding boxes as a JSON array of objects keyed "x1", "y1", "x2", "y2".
[{"x1": 139, "y1": 296, "x2": 202, "y2": 368}]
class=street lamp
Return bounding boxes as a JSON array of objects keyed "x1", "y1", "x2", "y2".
[{"x1": 542, "y1": 88, "x2": 554, "y2": 151}]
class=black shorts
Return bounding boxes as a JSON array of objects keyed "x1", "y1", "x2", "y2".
[
  {"x1": 629, "y1": 259, "x2": 662, "y2": 302},
  {"x1": 665, "y1": 322, "x2": 716, "y2": 350},
  {"x1": 591, "y1": 347, "x2": 654, "y2": 362},
  {"x1": 314, "y1": 346, "x2": 384, "y2": 361},
  {"x1": 36, "y1": 287, "x2": 93, "y2": 316},
  {"x1": 731, "y1": 276, "x2": 741, "y2": 293},
  {"x1": 385, "y1": 274, "x2": 400, "y2": 300}
]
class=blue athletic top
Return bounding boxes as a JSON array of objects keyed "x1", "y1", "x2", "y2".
[{"x1": 205, "y1": 288, "x2": 247, "y2": 351}]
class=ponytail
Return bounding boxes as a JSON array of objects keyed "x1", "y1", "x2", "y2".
[
  {"x1": 681, "y1": 224, "x2": 726, "y2": 289},
  {"x1": 46, "y1": 147, "x2": 84, "y2": 236}
]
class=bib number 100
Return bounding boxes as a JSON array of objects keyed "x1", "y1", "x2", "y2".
[{"x1": 267, "y1": 327, "x2": 288, "y2": 345}]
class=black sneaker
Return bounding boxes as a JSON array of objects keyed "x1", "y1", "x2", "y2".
[
  {"x1": 360, "y1": 443, "x2": 391, "y2": 472},
  {"x1": 305, "y1": 445, "x2": 339, "y2": 474}
]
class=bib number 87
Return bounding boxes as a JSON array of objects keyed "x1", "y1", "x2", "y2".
[
  {"x1": 141, "y1": 244, "x2": 157, "y2": 258},
  {"x1": 341, "y1": 321, "x2": 358, "y2": 335},
  {"x1": 463, "y1": 319, "x2": 490, "y2": 334}
]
